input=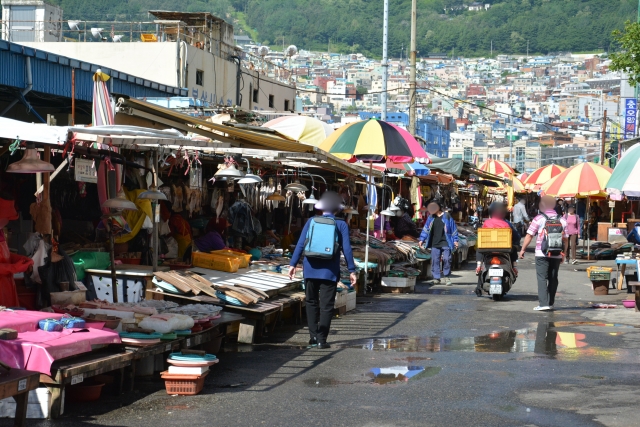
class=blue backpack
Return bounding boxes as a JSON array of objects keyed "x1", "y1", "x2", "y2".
[{"x1": 303, "y1": 216, "x2": 340, "y2": 259}]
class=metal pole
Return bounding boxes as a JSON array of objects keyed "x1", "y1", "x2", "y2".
[
  {"x1": 601, "y1": 109, "x2": 607, "y2": 165},
  {"x1": 381, "y1": 0, "x2": 389, "y2": 121},
  {"x1": 71, "y1": 69, "x2": 75, "y2": 125},
  {"x1": 409, "y1": 0, "x2": 417, "y2": 136},
  {"x1": 363, "y1": 162, "x2": 373, "y2": 295},
  {"x1": 152, "y1": 150, "x2": 159, "y2": 272}
]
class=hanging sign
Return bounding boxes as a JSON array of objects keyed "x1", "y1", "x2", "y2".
[
  {"x1": 624, "y1": 98, "x2": 637, "y2": 139},
  {"x1": 74, "y1": 158, "x2": 97, "y2": 183}
]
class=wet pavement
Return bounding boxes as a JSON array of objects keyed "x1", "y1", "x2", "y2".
[{"x1": 4, "y1": 258, "x2": 640, "y2": 426}]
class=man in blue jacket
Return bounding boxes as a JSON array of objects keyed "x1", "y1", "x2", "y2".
[
  {"x1": 289, "y1": 191, "x2": 357, "y2": 349},
  {"x1": 418, "y1": 201, "x2": 459, "y2": 286}
]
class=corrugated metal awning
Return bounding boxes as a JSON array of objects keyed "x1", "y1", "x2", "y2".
[{"x1": 116, "y1": 97, "x2": 316, "y2": 153}]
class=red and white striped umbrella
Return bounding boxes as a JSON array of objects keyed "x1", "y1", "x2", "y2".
[{"x1": 523, "y1": 164, "x2": 565, "y2": 190}]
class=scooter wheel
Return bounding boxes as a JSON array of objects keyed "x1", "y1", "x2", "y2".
[{"x1": 492, "y1": 294, "x2": 503, "y2": 301}]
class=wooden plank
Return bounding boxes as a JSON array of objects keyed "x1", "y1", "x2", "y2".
[
  {"x1": 154, "y1": 272, "x2": 193, "y2": 293},
  {"x1": 234, "y1": 283, "x2": 270, "y2": 299},
  {"x1": 238, "y1": 320, "x2": 256, "y2": 344},
  {"x1": 215, "y1": 285, "x2": 261, "y2": 303},
  {"x1": 145, "y1": 289, "x2": 221, "y2": 305}
]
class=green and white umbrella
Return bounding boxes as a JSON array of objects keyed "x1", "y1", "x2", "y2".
[{"x1": 606, "y1": 143, "x2": 640, "y2": 198}]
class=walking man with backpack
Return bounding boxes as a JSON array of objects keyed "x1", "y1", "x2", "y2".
[
  {"x1": 418, "y1": 201, "x2": 459, "y2": 286},
  {"x1": 519, "y1": 196, "x2": 568, "y2": 311},
  {"x1": 289, "y1": 191, "x2": 357, "y2": 349}
]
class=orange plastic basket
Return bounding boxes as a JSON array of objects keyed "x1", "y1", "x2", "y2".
[
  {"x1": 192, "y1": 252, "x2": 240, "y2": 272},
  {"x1": 160, "y1": 371, "x2": 208, "y2": 395}
]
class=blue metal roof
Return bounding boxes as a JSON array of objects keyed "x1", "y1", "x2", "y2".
[{"x1": 0, "y1": 40, "x2": 187, "y2": 102}]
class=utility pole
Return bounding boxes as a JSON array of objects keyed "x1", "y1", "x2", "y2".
[
  {"x1": 409, "y1": 0, "x2": 417, "y2": 136},
  {"x1": 381, "y1": 0, "x2": 389, "y2": 121},
  {"x1": 600, "y1": 109, "x2": 607, "y2": 165}
]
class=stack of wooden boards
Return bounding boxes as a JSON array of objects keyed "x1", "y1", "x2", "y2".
[{"x1": 154, "y1": 271, "x2": 269, "y2": 306}]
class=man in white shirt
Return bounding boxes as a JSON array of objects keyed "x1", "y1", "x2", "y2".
[{"x1": 512, "y1": 197, "x2": 530, "y2": 237}]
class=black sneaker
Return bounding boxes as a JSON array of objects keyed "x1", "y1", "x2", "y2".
[
  {"x1": 307, "y1": 337, "x2": 317, "y2": 348},
  {"x1": 317, "y1": 342, "x2": 331, "y2": 349}
]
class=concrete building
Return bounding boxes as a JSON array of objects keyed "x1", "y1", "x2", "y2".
[
  {"x1": 1, "y1": 0, "x2": 62, "y2": 42},
  {"x1": 15, "y1": 11, "x2": 296, "y2": 112}
]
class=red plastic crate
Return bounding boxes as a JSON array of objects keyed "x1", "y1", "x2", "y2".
[{"x1": 160, "y1": 371, "x2": 208, "y2": 395}]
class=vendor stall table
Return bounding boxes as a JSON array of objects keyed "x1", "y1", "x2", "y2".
[
  {"x1": 84, "y1": 265, "x2": 170, "y2": 303},
  {"x1": 627, "y1": 281, "x2": 640, "y2": 312},
  {"x1": 42, "y1": 349, "x2": 133, "y2": 419},
  {"x1": 615, "y1": 259, "x2": 637, "y2": 291},
  {"x1": 0, "y1": 368, "x2": 39, "y2": 427}
]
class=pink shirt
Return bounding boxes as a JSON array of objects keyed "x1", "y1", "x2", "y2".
[
  {"x1": 563, "y1": 214, "x2": 579, "y2": 235},
  {"x1": 527, "y1": 210, "x2": 568, "y2": 258}
]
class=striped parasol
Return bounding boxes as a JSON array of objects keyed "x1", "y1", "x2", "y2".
[
  {"x1": 478, "y1": 159, "x2": 514, "y2": 177},
  {"x1": 319, "y1": 118, "x2": 420, "y2": 295},
  {"x1": 93, "y1": 69, "x2": 114, "y2": 126},
  {"x1": 523, "y1": 164, "x2": 566, "y2": 190},
  {"x1": 319, "y1": 119, "x2": 426, "y2": 163},
  {"x1": 262, "y1": 116, "x2": 334, "y2": 147},
  {"x1": 606, "y1": 143, "x2": 640, "y2": 197},
  {"x1": 541, "y1": 162, "x2": 613, "y2": 198}
]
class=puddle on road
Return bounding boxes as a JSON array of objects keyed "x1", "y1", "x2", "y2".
[
  {"x1": 422, "y1": 288, "x2": 475, "y2": 295},
  {"x1": 368, "y1": 366, "x2": 442, "y2": 385},
  {"x1": 332, "y1": 321, "x2": 640, "y2": 363}
]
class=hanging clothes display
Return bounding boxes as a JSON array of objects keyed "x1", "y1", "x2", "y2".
[{"x1": 0, "y1": 197, "x2": 33, "y2": 308}]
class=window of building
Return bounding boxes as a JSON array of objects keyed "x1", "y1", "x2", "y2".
[
  {"x1": 284, "y1": 99, "x2": 290, "y2": 111},
  {"x1": 269, "y1": 94, "x2": 274, "y2": 108},
  {"x1": 463, "y1": 147, "x2": 472, "y2": 162},
  {"x1": 195, "y1": 70, "x2": 204, "y2": 86},
  {"x1": 253, "y1": 88, "x2": 259, "y2": 103},
  {"x1": 478, "y1": 155, "x2": 484, "y2": 163},
  {"x1": 452, "y1": 154, "x2": 463, "y2": 159}
]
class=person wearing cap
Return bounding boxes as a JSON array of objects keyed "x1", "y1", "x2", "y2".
[
  {"x1": 0, "y1": 194, "x2": 34, "y2": 307},
  {"x1": 519, "y1": 195, "x2": 568, "y2": 311},
  {"x1": 288, "y1": 191, "x2": 357, "y2": 349},
  {"x1": 418, "y1": 201, "x2": 459, "y2": 286}
]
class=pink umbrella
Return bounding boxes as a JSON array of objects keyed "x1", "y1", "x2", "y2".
[{"x1": 387, "y1": 123, "x2": 431, "y2": 164}]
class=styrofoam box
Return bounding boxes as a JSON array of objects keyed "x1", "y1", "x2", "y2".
[
  {"x1": 346, "y1": 292, "x2": 356, "y2": 312},
  {"x1": 90, "y1": 275, "x2": 144, "y2": 303},
  {"x1": 334, "y1": 290, "x2": 347, "y2": 308},
  {"x1": 381, "y1": 276, "x2": 417, "y2": 288},
  {"x1": 0, "y1": 387, "x2": 55, "y2": 419}
]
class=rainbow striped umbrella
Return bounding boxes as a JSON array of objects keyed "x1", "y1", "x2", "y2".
[
  {"x1": 319, "y1": 119, "x2": 421, "y2": 295},
  {"x1": 319, "y1": 119, "x2": 417, "y2": 163},
  {"x1": 478, "y1": 159, "x2": 514, "y2": 177},
  {"x1": 377, "y1": 160, "x2": 431, "y2": 176},
  {"x1": 541, "y1": 162, "x2": 612, "y2": 198},
  {"x1": 523, "y1": 164, "x2": 566, "y2": 190},
  {"x1": 262, "y1": 116, "x2": 334, "y2": 147},
  {"x1": 92, "y1": 69, "x2": 114, "y2": 126}
]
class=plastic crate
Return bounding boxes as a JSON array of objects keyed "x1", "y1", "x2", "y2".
[
  {"x1": 476, "y1": 228, "x2": 512, "y2": 250},
  {"x1": 160, "y1": 371, "x2": 208, "y2": 395},
  {"x1": 140, "y1": 34, "x2": 157, "y2": 42},
  {"x1": 586, "y1": 266, "x2": 613, "y2": 281},
  {"x1": 210, "y1": 250, "x2": 252, "y2": 268},
  {"x1": 192, "y1": 252, "x2": 240, "y2": 272}
]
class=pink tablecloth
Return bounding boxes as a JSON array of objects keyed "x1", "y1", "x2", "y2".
[
  {"x1": 0, "y1": 328, "x2": 121, "y2": 375},
  {"x1": 0, "y1": 310, "x2": 64, "y2": 332}
]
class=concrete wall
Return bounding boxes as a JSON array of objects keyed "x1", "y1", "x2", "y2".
[{"x1": 18, "y1": 41, "x2": 296, "y2": 111}]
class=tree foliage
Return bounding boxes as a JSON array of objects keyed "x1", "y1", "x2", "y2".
[
  {"x1": 45, "y1": 0, "x2": 635, "y2": 57},
  {"x1": 610, "y1": 21, "x2": 640, "y2": 87}
]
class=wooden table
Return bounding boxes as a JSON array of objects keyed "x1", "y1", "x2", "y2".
[
  {"x1": 615, "y1": 259, "x2": 637, "y2": 291},
  {"x1": 0, "y1": 368, "x2": 41, "y2": 426}
]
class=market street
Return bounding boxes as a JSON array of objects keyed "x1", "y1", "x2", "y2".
[{"x1": 9, "y1": 256, "x2": 639, "y2": 427}]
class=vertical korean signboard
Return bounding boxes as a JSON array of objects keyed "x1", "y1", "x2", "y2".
[{"x1": 624, "y1": 98, "x2": 637, "y2": 139}]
